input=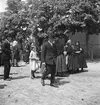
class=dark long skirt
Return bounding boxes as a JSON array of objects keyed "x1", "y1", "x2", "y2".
[
  {"x1": 24, "y1": 52, "x2": 30, "y2": 63},
  {"x1": 56, "y1": 54, "x2": 68, "y2": 76},
  {"x1": 78, "y1": 53, "x2": 87, "y2": 69},
  {"x1": 67, "y1": 54, "x2": 79, "y2": 72}
]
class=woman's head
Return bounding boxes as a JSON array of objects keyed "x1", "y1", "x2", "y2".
[
  {"x1": 31, "y1": 46, "x2": 36, "y2": 51},
  {"x1": 67, "y1": 39, "x2": 71, "y2": 45},
  {"x1": 31, "y1": 43, "x2": 36, "y2": 51},
  {"x1": 75, "y1": 41, "x2": 80, "y2": 46}
]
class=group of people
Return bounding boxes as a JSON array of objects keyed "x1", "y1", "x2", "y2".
[
  {"x1": 29, "y1": 34, "x2": 87, "y2": 87},
  {"x1": 0, "y1": 34, "x2": 87, "y2": 87},
  {"x1": 0, "y1": 37, "x2": 33, "y2": 81},
  {"x1": 0, "y1": 37, "x2": 12, "y2": 80},
  {"x1": 56, "y1": 38, "x2": 87, "y2": 76}
]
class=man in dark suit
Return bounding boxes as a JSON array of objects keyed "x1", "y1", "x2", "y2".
[
  {"x1": 41, "y1": 35, "x2": 57, "y2": 87},
  {"x1": 2, "y1": 37, "x2": 12, "y2": 81}
]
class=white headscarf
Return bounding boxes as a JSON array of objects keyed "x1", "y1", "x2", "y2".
[
  {"x1": 12, "y1": 40, "x2": 18, "y2": 47},
  {"x1": 67, "y1": 39, "x2": 71, "y2": 44}
]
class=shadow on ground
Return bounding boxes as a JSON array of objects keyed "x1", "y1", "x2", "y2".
[
  {"x1": 55, "y1": 77, "x2": 70, "y2": 86},
  {"x1": 10, "y1": 73, "x2": 18, "y2": 75},
  {"x1": 69, "y1": 69, "x2": 88, "y2": 75},
  {"x1": 0, "y1": 84, "x2": 7, "y2": 89},
  {"x1": 11, "y1": 76, "x2": 29, "y2": 80},
  {"x1": 87, "y1": 59, "x2": 100, "y2": 63},
  {"x1": 11, "y1": 65, "x2": 26, "y2": 67},
  {"x1": 0, "y1": 75, "x2": 3, "y2": 79}
]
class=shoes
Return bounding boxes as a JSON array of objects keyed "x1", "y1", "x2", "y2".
[
  {"x1": 16, "y1": 65, "x2": 19, "y2": 67},
  {"x1": 50, "y1": 83, "x2": 58, "y2": 88},
  {"x1": 8, "y1": 77, "x2": 12, "y2": 79},
  {"x1": 31, "y1": 70, "x2": 35, "y2": 79},
  {"x1": 31, "y1": 75, "x2": 34, "y2": 79},
  {"x1": 81, "y1": 68, "x2": 83, "y2": 72},
  {"x1": 33, "y1": 73, "x2": 35, "y2": 78},
  {"x1": 41, "y1": 79, "x2": 45, "y2": 86},
  {"x1": 4, "y1": 78, "x2": 11, "y2": 81},
  {"x1": 54, "y1": 80, "x2": 58, "y2": 83}
]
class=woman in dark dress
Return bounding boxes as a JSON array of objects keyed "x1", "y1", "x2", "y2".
[
  {"x1": 74, "y1": 41, "x2": 87, "y2": 71},
  {"x1": 55, "y1": 36, "x2": 67, "y2": 76},
  {"x1": 24, "y1": 41, "x2": 31, "y2": 64},
  {"x1": 12, "y1": 43, "x2": 20, "y2": 67},
  {"x1": 65, "y1": 40, "x2": 79, "y2": 73}
]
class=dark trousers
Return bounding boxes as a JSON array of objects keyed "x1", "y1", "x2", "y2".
[
  {"x1": 4, "y1": 61, "x2": 11, "y2": 80},
  {"x1": 42, "y1": 64, "x2": 56, "y2": 84}
]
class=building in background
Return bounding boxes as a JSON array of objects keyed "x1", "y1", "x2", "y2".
[{"x1": 69, "y1": 32, "x2": 100, "y2": 59}]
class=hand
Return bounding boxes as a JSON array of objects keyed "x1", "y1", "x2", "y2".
[{"x1": 41, "y1": 63, "x2": 46, "y2": 72}]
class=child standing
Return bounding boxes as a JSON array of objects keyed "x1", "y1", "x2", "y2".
[{"x1": 29, "y1": 45, "x2": 39, "y2": 79}]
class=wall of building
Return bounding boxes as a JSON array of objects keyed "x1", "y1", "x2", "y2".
[{"x1": 68, "y1": 32, "x2": 100, "y2": 58}]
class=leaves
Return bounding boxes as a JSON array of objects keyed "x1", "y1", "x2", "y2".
[{"x1": 0, "y1": 0, "x2": 100, "y2": 43}]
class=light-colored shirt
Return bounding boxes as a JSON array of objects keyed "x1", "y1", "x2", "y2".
[{"x1": 48, "y1": 41, "x2": 53, "y2": 46}]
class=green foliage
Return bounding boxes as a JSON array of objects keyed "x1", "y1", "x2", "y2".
[
  {"x1": 0, "y1": 0, "x2": 32, "y2": 41},
  {"x1": 0, "y1": 0, "x2": 100, "y2": 43}
]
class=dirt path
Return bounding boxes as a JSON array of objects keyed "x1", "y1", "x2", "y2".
[{"x1": 0, "y1": 61, "x2": 100, "y2": 105}]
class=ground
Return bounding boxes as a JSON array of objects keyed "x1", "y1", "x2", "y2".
[{"x1": 0, "y1": 60, "x2": 100, "y2": 105}]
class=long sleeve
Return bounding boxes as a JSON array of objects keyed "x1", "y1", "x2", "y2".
[
  {"x1": 41, "y1": 43, "x2": 47, "y2": 63},
  {"x1": 29, "y1": 51, "x2": 33, "y2": 59},
  {"x1": 2, "y1": 42, "x2": 11, "y2": 55}
]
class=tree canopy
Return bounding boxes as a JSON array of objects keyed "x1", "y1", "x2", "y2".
[{"x1": 0, "y1": 0, "x2": 100, "y2": 43}]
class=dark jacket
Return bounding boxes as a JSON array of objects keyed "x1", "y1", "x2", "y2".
[
  {"x1": 41, "y1": 41, "x2": 57, "y2": 65},
  {"x1": 1, "y1": 40, "x2": 11, "y2": 62},
  {"x1": 55, "y1": 38, "x2": 65, "y2": 56},
  {"x1": 12, "y1": 44, "x2": 20, "y2": 61}
]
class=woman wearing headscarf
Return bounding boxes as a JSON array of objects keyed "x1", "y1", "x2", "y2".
[
  {"x1": 12, "y1": 40, "x2": 20, "y2": 67},
  {"x1": 65, "y1": 39, "x2": 79, "y2": 73},
  {"x1": 24, "y1": 40, "x2": 31, "y2": 64},
  {"x1": 55, "y1": 35, "x2": 67, "y2": 77},
  {"x1": 74, "y1": 41, "x2": 87, "y2": 71}
]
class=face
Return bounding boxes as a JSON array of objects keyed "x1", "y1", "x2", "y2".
[
  {"x1": 67, "y1": 40, "x2": 71, "y2": 45},
  {"x1": 7, "y1": 37, "x2": 11, "y2": 42},
  {"x1": 76, "y1": 42, "x2": 79, "y2": 46},
  {"x1": 32, "y1": 47, "x2": 36, "y2": 51},
  {"x1": 49, "y1": 37, "x2": 55, "y2": 43}
]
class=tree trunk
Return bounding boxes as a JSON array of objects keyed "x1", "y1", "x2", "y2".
[
  {"x1": 91, "y1": 46, "x2": 94, "y2": 60},
  {"x1": 86, "y1": 34, "x2": 89, "y2": 57},
  {"x1": 86, "y1": 34, "x2": 94, "y2": 60}
]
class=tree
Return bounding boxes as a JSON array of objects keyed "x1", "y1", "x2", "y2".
[
  {"x1": 59, "y1": 0, "x2": 100, "y2": 58},
  {"x1": 0, "y1": 0, "x2": 32, "y2": 42},
  {"x1": 0, "y1": 0, "x2": 100, "y2": 58}
]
